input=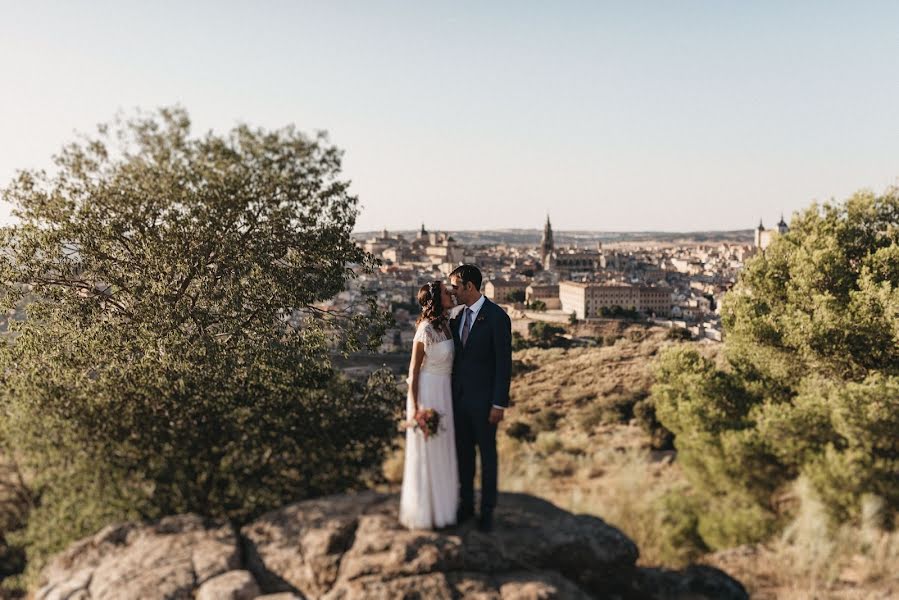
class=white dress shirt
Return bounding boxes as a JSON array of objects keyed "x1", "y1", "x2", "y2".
[{"x1": 458, "y1": 295, "x2": 505, "y2": 412}]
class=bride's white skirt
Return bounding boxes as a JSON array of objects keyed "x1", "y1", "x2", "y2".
[{"x1": 399, "y1": 370, "x2": 459, "y2": 529}]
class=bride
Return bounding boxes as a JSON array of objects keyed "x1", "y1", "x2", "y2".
[{"x1": 399, "y1": 280, "x2": 459, "y2": 529}]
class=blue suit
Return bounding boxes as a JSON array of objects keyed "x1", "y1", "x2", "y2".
[{"x1": 450, "y1": 297, "x2": 512, "y2": 514}]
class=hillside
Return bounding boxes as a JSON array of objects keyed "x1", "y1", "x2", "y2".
[{"x1": 382, "y1": 322, "x2": 898, "y2": 599}]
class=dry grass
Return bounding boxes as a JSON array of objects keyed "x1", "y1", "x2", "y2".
[
  {"x1": 498, "y1": 325, "x2": 691, "y2": 565},
  {"x1": 704, "y1": 479, "x2": 899, "y2": 599},
  {"x1": 499, "y1": 423, "x2": 683, "y2": 565},
  {"x1": 382, "y1": 324, "x2": 898, "y2": 598}
]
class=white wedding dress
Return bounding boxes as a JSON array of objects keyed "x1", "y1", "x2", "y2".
[{"x1": 399, "y1": 320, "x2": 459, "y2": 529}]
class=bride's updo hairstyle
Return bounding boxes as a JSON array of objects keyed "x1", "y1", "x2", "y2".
[{"x1": 416, "y1": 280, "x2": 445, "y2": 327}]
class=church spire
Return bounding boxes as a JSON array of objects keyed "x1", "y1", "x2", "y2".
[{"x1": 540, "y1": 214, "x2": 554, "y2": 270}]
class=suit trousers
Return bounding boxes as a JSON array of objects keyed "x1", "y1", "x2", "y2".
[{"x1": 453, "y1": 399, "x2": 498, "y2": 514}]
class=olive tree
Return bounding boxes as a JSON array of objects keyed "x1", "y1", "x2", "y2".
[{"x1": 0, "y1": 108, "x2": 398, "y2": 565}]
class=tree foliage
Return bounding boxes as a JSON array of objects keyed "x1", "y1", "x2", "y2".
[
  {"x1": 652, "y1": 188, "x2": 899, "y2": 549},
  {"x1": 0, "y1": 108, "x2": 399, "y2": 567},
  {"x1": 527, "y1": 321, "x2": 568, "y2": 348}
]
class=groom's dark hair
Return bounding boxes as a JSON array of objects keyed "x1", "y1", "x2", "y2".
[{"x1": 450, "y1": 264, "x2": 482, "y2": 291}]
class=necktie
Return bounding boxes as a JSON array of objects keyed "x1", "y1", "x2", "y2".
[{"x1": 461, "y1": 308, "x2": 472, "y2": 347}]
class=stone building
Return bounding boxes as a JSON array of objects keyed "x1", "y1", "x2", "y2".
[
  {"x1": 525, "y1": 283, "x2": 561, "y2": 309},
  {"x1": 553, "y1": 249, "x2": 602, "y2": 279},
  {"x1": 485, "y1": 279, "x2": 527, "y2": 303},
  {"x1": 559, "y1": 281, "x2": 672, "y2": 319},
  {"x1": 425, "y1": 231, "x2": 464, "y2": 265},
  {"x1": 363, "y1": 229, "x2": 396, "y2": 255}
]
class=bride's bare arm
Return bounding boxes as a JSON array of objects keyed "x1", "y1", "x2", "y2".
[{"x1": 408, "y1": 341, "x2": 426, "y2": 413}]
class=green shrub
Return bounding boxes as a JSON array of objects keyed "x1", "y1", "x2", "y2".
[
  {"x1": 506, "y1": 421, "x2": 536, "y2": 443},
  {"x1": 511, "y1": 358, "x2": 537, "y2": 376},
  {"x1": 533, "y1": 408, "x2": 563, "y2": 433},
  {"x1": 652, "y1": 188, "x2": 899, "y2": 549},
  {"x1": 665, "y1": 327, "x2": 692, "y2": 341},
  {"x1": 512, "y1": 331, "x2": 530, "y2": 351},
  {"x1": 599, "y1": 305, "x2": 641, "y2": 320},
  {"x1": 527, "y1": 322, "x2": 568, "y2": 348},
  {"x1": 580, "y1": 393, "x2": 638, "y2": 430},
  {"x1": 633, "y1": 398, "x2": 674, "y2": 451},
  {"x1": 652, "y1": 489, "x2": 709, "y2": 566},
  {"x1": 0, "y1": 108, "x2": 398, "y2": 574}
]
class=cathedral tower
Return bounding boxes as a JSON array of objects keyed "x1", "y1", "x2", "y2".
[{"x1": 540, "y1": 215, "x2": 554, "y2": 270}]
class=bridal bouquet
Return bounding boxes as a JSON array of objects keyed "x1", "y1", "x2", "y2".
[{"x1": 402, "y1": 408, "x2": 442, "y2": 440}]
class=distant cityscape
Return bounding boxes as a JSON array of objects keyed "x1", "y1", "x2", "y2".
[{"x1": 338, "y1": 217, "x2": 790, "y2": 349}]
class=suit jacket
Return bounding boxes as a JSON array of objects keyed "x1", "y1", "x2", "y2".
[{"x1": 450, "y1": 297, "x2": 513, "y2": 411}]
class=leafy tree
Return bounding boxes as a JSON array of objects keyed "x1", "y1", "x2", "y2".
[
  {"x1": 599, "y1": 305, "x2": 641, "y2": 320},
  {"x1": 529, "y1": 300, "x2": 547, "y2": 312},
  {"x1": 527, "y1": 321, "x2": 568, "y2": 348},
  {"x1": 665, "y1": 327, "x2": 693, "y2": 341},
  {"x1": 505, "y1": 290, "x2": 526, "y2": 303},
  {"x1": 652, "y1": 188, "x2": 899, "y2": 548},
  {"x1": 511, "y1": 331, "x2": 529, "y2": 351},
  {"x1": 0, "y1": 108, "x2": 399, "y2": 568}
]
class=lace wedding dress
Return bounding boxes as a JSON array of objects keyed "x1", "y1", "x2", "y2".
[{"x1": 399, "y1": 320, "x2": 459, "y2": 529}]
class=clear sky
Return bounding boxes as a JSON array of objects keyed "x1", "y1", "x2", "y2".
[{"x1": 1, "y1": 1, "x2": 897, "y2": 232}]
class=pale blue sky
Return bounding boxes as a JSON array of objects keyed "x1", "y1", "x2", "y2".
[{"x1": 1, "y1": 1, "x2": 897, "y2": 231}]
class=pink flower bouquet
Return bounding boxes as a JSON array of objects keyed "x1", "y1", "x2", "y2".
[{"x1": 403, "y1": 408, "x2": 442, "y2": 439}]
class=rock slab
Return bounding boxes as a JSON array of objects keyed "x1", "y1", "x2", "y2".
[{"x1": 36, "y1": 492, "x2": 748, "y2": 600}]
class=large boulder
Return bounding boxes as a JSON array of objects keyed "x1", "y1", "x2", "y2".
[
  {"x1": 36, "y1": 514, "x2": 240, "y2": 600},
  {"x1": 242, "y1": 492, "x2": 639, "y2": 599},
  {"x1": 36, "y1": 492, "x2": 747, "y2": 600}
]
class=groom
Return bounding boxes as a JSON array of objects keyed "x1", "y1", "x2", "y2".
[{"x1": 449, "y1": 264, "x2": 512, "y2": 533}]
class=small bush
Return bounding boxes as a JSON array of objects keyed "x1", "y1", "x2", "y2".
[
  {"x1": 527, "y1": 322, "x2": 568, "y2": 348},
  {"x1": 633, "y1": 399, "x2": 674, "y2": 450},
  {"x1": 511, "y1": 359, "x2": 537, "y2": 376},
  {"x1": 599, "y1": 306, "x2": 641, "y2": 320},
  {"x1": 652, "y1": 489, "x2": 709, "y2": 566},
  {"x1": 533, "y1": 408, "x2": 563, "y2": 433},
  {"x1": 506, "y1": 421, "x2": 537, "y2": 443},
  {"x1": 666, "y1": 327, "x2": 693, "y2": 341},
  {"x1": 512, "y1": 331, "x2": 530, "y2": 351}
]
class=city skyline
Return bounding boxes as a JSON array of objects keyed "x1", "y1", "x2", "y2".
[{"x1": 2, "y1": 2, "x2": 897, "y2": 231}]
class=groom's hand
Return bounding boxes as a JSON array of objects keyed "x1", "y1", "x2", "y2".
[{"x1": 488, "y1": 407, "x2": 505, "y2": 425}]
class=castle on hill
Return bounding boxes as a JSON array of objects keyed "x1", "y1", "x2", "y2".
[{"x1": 755, "y1": 216, "x2": 789, "y2": 250}]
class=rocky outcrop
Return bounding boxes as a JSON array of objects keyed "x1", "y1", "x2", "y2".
[
  {"x1": 36, "y1": 492, "x2": 747, "y2": 600},
  {"x1": 36, "y1": 514, "x2": 240, "y2": 600}
]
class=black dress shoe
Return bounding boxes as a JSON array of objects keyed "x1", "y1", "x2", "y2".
[
  {"x1": 457, "y1": 505, "x2": 475, "y2": 524},
  {"x1": 477, "y1": 512, "x2": 493, "y2": 533}
]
